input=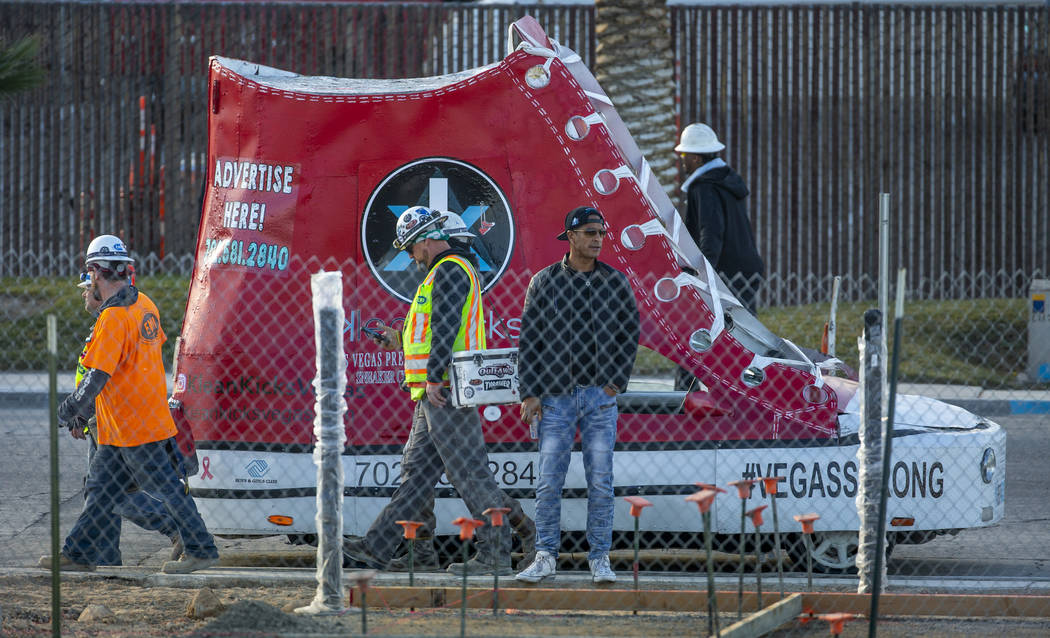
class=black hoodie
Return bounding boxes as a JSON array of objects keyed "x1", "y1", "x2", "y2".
[{"x1": 685, "y1": 165, "x2": 765, "y2": 277}]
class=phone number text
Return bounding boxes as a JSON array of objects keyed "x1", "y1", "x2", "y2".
[
  {"x1": 352, "y1": 459, "x2": 536, "y2": 489},
  {"x1": 204, "y1": 238, "x2": 290, "y2": 271}
]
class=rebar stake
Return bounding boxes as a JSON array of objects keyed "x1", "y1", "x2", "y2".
[
  {"x1": 794, "y1": 513, "x2": 821, "y2": 591},
  {"x1": 729, "y1": 479, "x2": 758, "y2": 619},
  {"x1": 452, "y1": 516, "x2": 485, "y2": 638},
  {"x1": 624, "y1": 495, "x2": 654, "y2": 614},
  {"x1": 687, "y1": 487, "x2": 725, "y2": 637},
  {"x1": 484, "y1": 507, "x2": 511, "y2": 616},
  {"x1": 760, "y1": 476, "x2": 786, "y2": 598},
  {"x1": 395, "y1": 520, "x2": 423, "y2": 589},
  {"x1": 745, "y1": 505, "x2": 768, "y2": 610},
  {"x1": 347, "y1": 570, "x2": 376, "y2": 635}
]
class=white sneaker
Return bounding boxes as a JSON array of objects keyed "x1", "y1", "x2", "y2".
[
  {"x1": 589, "y1": 554, "x2": 616, "y2": 584},
  {"x1": 515, "y1": 550, "x2": 557, "y2": 583},
  {"x1": 161, "y1": 555, "x2": 219, "y2": 574}
]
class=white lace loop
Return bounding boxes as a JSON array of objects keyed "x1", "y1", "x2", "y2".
[
  {"x1": 583, "y1": 90, "x2": 613, "y2": 107},
  {"x1": 746, "y1": 339, "x2": 823, "y2": 387}
]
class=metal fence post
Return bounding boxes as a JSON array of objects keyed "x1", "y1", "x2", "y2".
[
  {"x1": 47, "y1": 315, "x2": 60, "y2": 638},
  {"x1": 870, "y1": 271, "x2": 906, "y2": 637},
  {"x1": 856, "y1": 309, "x2": 885, "y2": 596},
  {"x1": 295, "y1": 272, "x2": 348, "y2": 616}
]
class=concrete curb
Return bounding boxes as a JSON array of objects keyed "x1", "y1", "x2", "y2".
[
  {"x1": 4, "y1": 566, "x2": 1050, "y2": 594},
  {"x1": 943, "y1": 399, "x2": 1050, "y2": 416}
]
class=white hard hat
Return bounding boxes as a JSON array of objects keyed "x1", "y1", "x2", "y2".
[
  {"x1": 392, "y1": 206, "x2": 450, "y2": 251},
  {"x1": 441, "y1": 212, "x2": 477, "y2": 240},
  {"x1": 674, "y1": 123, "x2": 725, "y2": 154},
  {"x1": 85, "y1": 234, "x2": 134, "y2": 265}
]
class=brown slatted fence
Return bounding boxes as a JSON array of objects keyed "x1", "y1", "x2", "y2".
[
  {"x1": 671, "y1": 3, "x2": 1049, "y2": 302},
  {"x1": 0, "y1": 2, "x2": 1045, "y2": 301},
  {"x1": 0, "y1": 1, "x2": 594, "y2": 275}
]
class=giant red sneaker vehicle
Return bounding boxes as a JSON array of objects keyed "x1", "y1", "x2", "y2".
[{"x1": 172, "y1": 16, "x2": 1005, "y2": 572}]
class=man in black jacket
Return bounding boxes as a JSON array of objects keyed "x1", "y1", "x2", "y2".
[
  {"x1": 515, "y1": 206, "x2": 640, "y2": 585},
  {"x1": 676, "y1": 123, "x2": 765, "y2": 314}
]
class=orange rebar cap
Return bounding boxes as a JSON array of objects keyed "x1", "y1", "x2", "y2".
[
  {"x1": 794, "y1": 512, "x2": 821, "y2": 534},
  {"x1": 396, "y1": 520, "x2": 424, "y2": 540},
  {"x1": 685, "y1": 489, "x2": 719, "y2": 514},
  {"x1": 760, "y1": 476, "x2": 784, "y2": 496},
  {"x1": 483, "y1": 507, "x2": 511, "y2": 527},
  {"x1": 452, "y1": 516, "x2": 486, "y2": 540},
  {"x1": 798, "y1": 605, "x2": 816, "y2": 625},
  {"x1": 728, "y1": 479, "x2": 757, "y2": 499},
  {"x1": 346, "y1": 569, "x2": 377, "y2": 590},
  {"x1": 745, "y1": 504, "x2": 768, "y2": 528},
  {"x1": 818, "y1": 612, "x2": 857, "y2": 635},
  {"x1": 624, "y1": 495, "x2": 653, "y2": 518},
  {"x1": 693, "y1": 482, "x2": 727, "y2": 494}
]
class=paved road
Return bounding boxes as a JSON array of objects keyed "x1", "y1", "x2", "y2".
[{"x1": 2, "y1": 406, "x2": 1046, "y2": 584}]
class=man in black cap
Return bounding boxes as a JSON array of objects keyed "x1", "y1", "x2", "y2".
[{"x1": 514, "y1": 206, "x2": 639, "y2": 585}]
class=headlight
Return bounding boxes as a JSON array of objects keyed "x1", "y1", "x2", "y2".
[{"x1": 980, "y1": 448, "x2": 996, "y2": 484}]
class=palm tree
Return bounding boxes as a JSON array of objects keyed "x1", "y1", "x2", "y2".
[
  {"x1": 0, "y1": 35, "x2": 45, "y2": 98},
  {"x1": 594, "y1": 0, "x2": 679, "y2": 200}
]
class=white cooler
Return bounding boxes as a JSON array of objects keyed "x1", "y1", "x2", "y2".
[{"x1": 448, "y1": 348, "x2": 520, "y2": 408}]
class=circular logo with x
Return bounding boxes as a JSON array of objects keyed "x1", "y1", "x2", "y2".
[{"x1": 362, "y1": 158, "x2": 515, "y2": 303}]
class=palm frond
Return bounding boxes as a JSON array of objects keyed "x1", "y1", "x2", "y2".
[{"x1": 0, "y1": 35, "x2": 46, "y2": 97}]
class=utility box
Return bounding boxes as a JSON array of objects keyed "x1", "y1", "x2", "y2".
[{"x1": 1028, "y1": 279, "x2": 1050, "y2": 382}]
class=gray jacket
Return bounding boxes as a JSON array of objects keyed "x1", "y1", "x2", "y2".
[{"x1": 518, "y1": 256, "x2": 640, "y2": 399}]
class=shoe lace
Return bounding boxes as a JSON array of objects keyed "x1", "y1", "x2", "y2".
[{"x1": 532, "y1": 553, "x2": 554, "y2": 571}]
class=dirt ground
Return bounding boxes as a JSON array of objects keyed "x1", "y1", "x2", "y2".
[{"x1": 1, "y1": 573, "x2": 1049, "y2": 637}]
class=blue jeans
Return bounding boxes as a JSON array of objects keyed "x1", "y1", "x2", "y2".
[
  {"x1": 86, "y1": 437, "x2": 180, "y2": 566},
  {"x1": 535, "y1": 385, "x2": 618, "y2": 560},
  {"x1": 64, "y1": 439, "x2": 217, "y2": 565}
]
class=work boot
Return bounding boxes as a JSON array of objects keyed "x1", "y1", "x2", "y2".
[
  {"x1": 513, "y1": 516, "x2": 537, "y2": 571},
  {"x1": 37, "y1": 553, "x2": 95, "y2": 572},
  {"x1": 170, "y1": 535, "x2": 185, "y2": 562},
  {"x1": 161, "y1": 555, "x2": 219, "y2": 574},
  {"x1": 387, "y1": 538, "x2": 441, "y2": 572},
  {"x1": 342, "y1": 535, "x2": 387, "y2": 570},
  {"x1": 446, "y1": 556, "x2": 512, "y2": 576}
]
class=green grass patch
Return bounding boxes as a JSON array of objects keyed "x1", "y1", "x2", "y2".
[
  {"x1": 635, "y1": 298, "x2": 1033, "y2": 389},
  {"x1": 0, "y1": 276, "x2": 1036, "y2": 389},
  {"x1": 0, "y1": 275, "x2": 191, "y2": 373}
]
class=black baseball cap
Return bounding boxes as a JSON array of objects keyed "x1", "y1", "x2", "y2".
[{"x1": 556, "y1": 206, "x2": 606, "y2": 241}]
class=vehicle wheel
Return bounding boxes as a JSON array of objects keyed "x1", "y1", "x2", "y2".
[
  {"x1": 789, "y1": 531, "x2": 895, "y2": 574},
  {"x1": 806, "y1": 531, "x2": 859, "y2": 573}
]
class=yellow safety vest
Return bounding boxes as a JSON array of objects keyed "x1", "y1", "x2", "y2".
[
  {"x1": 402, "y1": 254, "x2": 486, "y2": 401},
  {"x1": 75, "y1": 338, "x2": 90, "y2": 387},
  {"x1": 74, "y1": 336, "x2": 93, "y2": 438}
]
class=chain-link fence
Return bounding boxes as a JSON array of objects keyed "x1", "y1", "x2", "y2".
[
  {"x1": 2, "y1": 3, "x2": 1049, "y2": 637},
  {"x1": 3, "y1": 1, "x2": 1049, "y2": 291},
  {"x1": 2, "y1": 257, "x2": 1043, "y2": 635}
]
